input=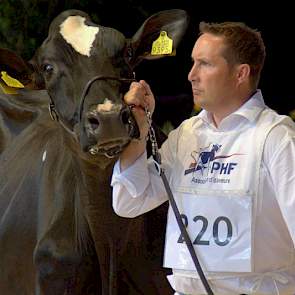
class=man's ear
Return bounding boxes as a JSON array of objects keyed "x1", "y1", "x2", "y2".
[
  {"x1": 236, "y1": 63, "x2": 251, "y2": 85},
  {"x1": 0, "y1": 48, "x2": 45, "y2": 94},
  {"x1": 126, "y1": 9, "x2": 189, "y2": 68}
]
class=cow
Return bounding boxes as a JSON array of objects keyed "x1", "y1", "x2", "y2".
[{"x1": 0, "y1": 9, "x2": 188, "y2": 295}]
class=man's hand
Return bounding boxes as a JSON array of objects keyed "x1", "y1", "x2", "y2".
[
  {"x1": 120, "y1": 80, "x2": 155, "y2": 171},
  {"x1": 124, "y1": 80, "x2": 155, "y2": 140}
]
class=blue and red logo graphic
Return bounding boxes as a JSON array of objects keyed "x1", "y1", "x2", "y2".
[{"x1": 184, "y1": 143, "x2": 244, "y2": 176}]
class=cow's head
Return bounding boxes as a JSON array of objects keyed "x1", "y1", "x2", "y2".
[{"x1": 0, "y1": 9, "x2": 188, "y2": 159}]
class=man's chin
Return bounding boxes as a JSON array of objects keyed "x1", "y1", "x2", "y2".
[
  {"x1": 193, "y1": 94, "x2": 203, "y2": 104},
  {"x1": 194, "y1": 95, "x2": 207, "y2": 111}
]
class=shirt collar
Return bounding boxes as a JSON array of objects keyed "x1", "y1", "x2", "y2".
[{"x1": 197, "y1": 89, "x2": 266, "y2": 126}]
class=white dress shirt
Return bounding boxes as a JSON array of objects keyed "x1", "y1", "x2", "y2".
[{"x1": 111, "y1": 90, "x2": 295, "y2": 295}]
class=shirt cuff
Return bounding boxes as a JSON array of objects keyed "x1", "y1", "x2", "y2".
[{"x1": 111, "y1": 151, "x2": 149, "y2": 198}]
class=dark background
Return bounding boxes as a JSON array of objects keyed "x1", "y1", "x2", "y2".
[{"x1": 0, "y1": 0, "x2": 294, "y2": 123}]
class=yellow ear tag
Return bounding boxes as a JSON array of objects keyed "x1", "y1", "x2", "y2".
[
  {"x1": 0, "y1": 80, "x2": 19, "y2": 94},
  {"x1": 1, "y1": 71, "x2": 24, "y2": 88},
  {"x1": 151, "y1": 31, "x2": 173, "y2": 55}
]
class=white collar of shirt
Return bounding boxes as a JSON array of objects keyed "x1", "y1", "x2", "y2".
[{"x1": 196, "y1": 90, "x2": 266, "y2": 132}]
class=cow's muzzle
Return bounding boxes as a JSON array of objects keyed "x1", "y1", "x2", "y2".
[
  {"x1": 84, "y1": 104, "x2": 140, "y2": 157},
  {"x1": 86, "y1": 104, "x2": 139, "y2": 138},
  {"x1": 79, "y1": 75, "x2": 140, "y2": 157}
]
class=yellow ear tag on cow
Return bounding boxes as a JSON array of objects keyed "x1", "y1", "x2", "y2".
[
  {"x1": 151, "y1": 31, "x2": 173, "y2": 55},
  {"x1": 0, "y1": 80, "x2": 18, "y2": 94},
  {"x1": 1, "y1": 71, "x2": 24, "y2": 88}
]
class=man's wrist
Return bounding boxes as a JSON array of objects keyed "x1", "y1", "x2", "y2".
[{"x1": 119, "y1": 139, "x2": 147, "y2": 171}]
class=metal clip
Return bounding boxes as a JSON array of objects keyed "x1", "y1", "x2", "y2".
[{"x1": 49, "y1": 102, "x2": 59, "y2": 121}]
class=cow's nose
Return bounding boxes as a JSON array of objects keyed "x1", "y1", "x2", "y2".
[
  {"x1": 87, "y1": 115, "x2": 100, "y2": 131},
  {"x1": 86, "y1": 106, "x2": 130, "y2": 132},
  {"x1": 86, "y1": 110, "x2": 110, "y2": 134},
  {"x1": 85, "y1": 105, "x2": 140, "y2": 139}
]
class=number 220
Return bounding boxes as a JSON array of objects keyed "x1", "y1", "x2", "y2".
[{"x1": 177, "y1": 214, "x2": 233, "y2": 246}]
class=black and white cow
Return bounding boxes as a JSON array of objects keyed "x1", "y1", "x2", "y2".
[{"x1": 0, "y1": 9, "x2": 188, "y2": 295}]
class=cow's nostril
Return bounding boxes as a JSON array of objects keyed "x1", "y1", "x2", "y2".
[{"x1": 88, "y1": 117, "x2": 100, "y2": 130}]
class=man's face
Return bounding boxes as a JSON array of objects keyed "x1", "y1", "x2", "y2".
[{"x1": 188, "y1": 33, "x2": 238, "y2": 114}]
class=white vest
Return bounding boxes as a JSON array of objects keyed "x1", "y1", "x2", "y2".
[{"x1": 163, "y1": 107, "x2": 293, "y2": 274}]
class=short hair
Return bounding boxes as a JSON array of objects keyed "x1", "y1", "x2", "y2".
[{"x1": 199, "y1": 21, "x2": 266, "y2": 89}]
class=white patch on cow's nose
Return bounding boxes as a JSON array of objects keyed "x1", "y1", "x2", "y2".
[
  {"x1": 42, "y1": 150, "x2": 47, "y2": 162},
  {"x1": 96, "y1": 99, "x2": 114, "y2": 112},
  {"x1": 60, "y1": 16, "x2": 99, "y2": 57}
]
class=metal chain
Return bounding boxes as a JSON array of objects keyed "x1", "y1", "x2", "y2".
[{"x1": 144, "y1": 106, "x2": 161, "y2": 164}]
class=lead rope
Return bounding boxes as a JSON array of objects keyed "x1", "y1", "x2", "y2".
[{"x1": 145, "y1": 107, "x2": 214, "y2": 295}]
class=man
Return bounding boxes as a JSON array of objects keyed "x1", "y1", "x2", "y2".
[{"x1": 111, "y1": 21, "x2": 295, "y2": 294}]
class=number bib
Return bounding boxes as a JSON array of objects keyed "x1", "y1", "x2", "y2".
[
  {"x1": 162, "y1": 109, "x2": 288, "y2": 273},
  {"x1": 164, "y1": 192, "x2": 252, "y2": 272}
]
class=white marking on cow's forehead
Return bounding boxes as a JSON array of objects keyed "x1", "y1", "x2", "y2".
[
  {"x1": 59, "y1": 15, "x2": 99, "y2": 57},
  {"x1": 42, "y1": 150, "x2": 47, "y2": 162},
  {"x1": 96, "y1": 99, "x2": 115, "y2": 112}
]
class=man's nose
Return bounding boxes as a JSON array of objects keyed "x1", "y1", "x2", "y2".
[{"x1": 188, "y1": 64, "x2": 198, "y2": 82}]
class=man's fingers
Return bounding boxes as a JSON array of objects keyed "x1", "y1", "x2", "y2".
[
  {"x1": 130, "y1": 105, "x2": 145, "y2": 116},
  {"x1": 124, "y1": 80, "x2": 154, "y2": 115},
  {"x1": 124, "y1": 81, "x2": 153, "y2": 140},
  {"x1": 139, "y1": 80, "x2": 155, "y2": 114},
  {"x1": 124, "y1": 82, "x2": 145, "y2": 106},
  {"x1": 129, "y1": 81, "x2": 146, "y2": 95},
  {"x1": 139, "y1": 80, "x2": 152, "y2": 96},
  {"x1": 129, "y1": 81, "x2": 141, "y2": 90}
]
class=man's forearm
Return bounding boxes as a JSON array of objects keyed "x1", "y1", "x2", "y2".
[{"x1": 119, "y1": 138, "x2": 147, "y2": 171}]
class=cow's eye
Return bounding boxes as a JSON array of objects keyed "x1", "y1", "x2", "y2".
[{"x1": 42, "y1": 64, "x2": 54, "y2": 74}]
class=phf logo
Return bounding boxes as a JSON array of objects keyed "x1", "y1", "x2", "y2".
[{"x1": 184, "y1": 143, "x2": 242, "y2": 177}]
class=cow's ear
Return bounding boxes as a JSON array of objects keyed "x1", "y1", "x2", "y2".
[
  {"x1": 127, "y1": 9, "x2": 189, "y2": 68},
  {"x1": 0, "y1": 48, "x2": 44, "y2": 94}
]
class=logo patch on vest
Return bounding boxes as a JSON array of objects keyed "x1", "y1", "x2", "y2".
[{"x1": 184, "y1": 143, "x2": 244, "y2": 184}]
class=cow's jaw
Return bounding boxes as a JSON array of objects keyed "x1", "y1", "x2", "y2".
[{"x1": 88, "y1": 139, "x2": 130, "y2": 158}]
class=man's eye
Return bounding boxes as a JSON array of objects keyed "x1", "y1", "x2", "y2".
[{"x1": 200, "y1": 60, "x2": 209, "y2": 66}]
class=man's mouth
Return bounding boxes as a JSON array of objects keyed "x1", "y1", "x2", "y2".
[{"x1": 192, "y1": 88, "x2": 203, "y2": 95}]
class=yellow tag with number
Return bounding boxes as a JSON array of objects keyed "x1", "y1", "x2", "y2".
[
  {"x1": 1, "y1": 71, "x2": 24, "y2": 88},
  {"x1": 151, "y1": 31, "x2": 173, "y2": 55}
]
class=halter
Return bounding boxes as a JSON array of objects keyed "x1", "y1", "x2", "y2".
[
  {"x1": 78, "y1": 75, "x2": 136, "y2": 123},
  {"x1": 48, "y1": 74, "x2": 136, "y2": 138}
]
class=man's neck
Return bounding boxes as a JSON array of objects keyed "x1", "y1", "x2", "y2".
[{"x1": 212, "y1": 90, "x2": 256, "y2": 128}]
